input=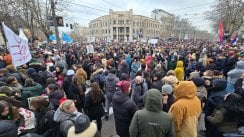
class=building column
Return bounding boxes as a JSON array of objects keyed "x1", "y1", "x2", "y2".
[{"x1": 116, "y1": 27, "x2": 119, "y2": 42}]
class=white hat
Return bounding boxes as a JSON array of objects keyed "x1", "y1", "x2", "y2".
[{"x1": 66, "y1": 69, "x2": 75, "y2": 76}]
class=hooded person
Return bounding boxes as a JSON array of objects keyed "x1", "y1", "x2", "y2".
[
  {"x1": 112, "y1": 80, "x2": 137, "y2": 137},
  {"x1": 226, "y1": 60, "x2": 244, "y2": 93},
  {"x1": 169, "y1": 81, "x2": 201, "y2": 137},
  {"x1": 175, "y1": 61, "x2": 184, "y2": 81},
  {"x1": 104, "y1": 69, "x2": 119, "y2": 120},
  {"x1": 129, "y1": 89, "x2": 176, "y2": 137}
]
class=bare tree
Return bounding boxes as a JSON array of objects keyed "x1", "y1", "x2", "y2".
[
  {"x1": 0, "y1": 0, "x2": 68, "y2": 41},
  {"x1": 205, "y1": 0, "x2": 244, "y2": 37}
]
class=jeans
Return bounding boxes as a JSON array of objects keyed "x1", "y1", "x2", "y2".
[{"x1": 105, "y1": 95, "x2": 112, "y2": 114}]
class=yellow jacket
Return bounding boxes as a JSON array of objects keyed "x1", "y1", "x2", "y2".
[
  {"x1": 175, "y1": 61, "x2": 184, "y2": 81},
  {"x1": 169, "y1": 81, "x2": 201, "y2": 137}
]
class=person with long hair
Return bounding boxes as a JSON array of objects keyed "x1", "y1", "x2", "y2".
[
  {"x1": 85, "y1": 82, "x2": 105, "y2": 132},
  {"x1": 68, "y1": 76, "x2": 86, "y2": 112}
]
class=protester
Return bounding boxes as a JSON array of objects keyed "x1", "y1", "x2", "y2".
[
  {"x1": 113, "y1": 80, "x2": 137, "y2": 137},
  {"x1": 85, "y1": 82, "x2": 105, "y2": 132},
  {"x1": 68, "y1": 76, "x2": 86, "y2": 112},
  {"x1": 104, "y1": 69, "x2": 119, "y2": 119},
  {"x1": 53, "y1": 99, "x2": 83, "y2": 137},
  {"x1": 129, "y1": 89, "x2": 176, "y2": 137},
  {"x1": 161, "y1": 84, "x2": 174, "y2": 112},
  {"x1": 169, "y1": 81, "x2": 201, "y2": 137},
  {"x1": 67, "y1": 114, "x2": 101, "y2": 137}
]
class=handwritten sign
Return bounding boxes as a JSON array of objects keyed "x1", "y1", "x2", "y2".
[
  {"x1": 2, "y1": 22, "x2": 32, "y2": 67},
  {"x1": 86, "y1": 45, "x2": 94, "y2": 54}
]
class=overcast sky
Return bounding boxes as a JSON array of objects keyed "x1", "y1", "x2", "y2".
[{"x1": 61, "y1": 0, "x2": 216, "y2": 33}]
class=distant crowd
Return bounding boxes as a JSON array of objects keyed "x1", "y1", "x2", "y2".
[{"x1": 0, "y1": 40, "x2": 243, "y2": 137}]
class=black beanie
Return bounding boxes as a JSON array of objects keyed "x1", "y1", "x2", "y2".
[{"x1": 74, "y1": 115, "x2": 90, "y2": 134}]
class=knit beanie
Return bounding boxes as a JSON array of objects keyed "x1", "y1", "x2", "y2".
[
  {"x1": 163, "y1": 75, "x2": 178, "y2": 85},
  {"x1": 27, "y1": 68, "x2": 36, "y2": 75},
  {"x1": 162, "y1": 84, "x2": 173, "y2": 94},
  {"x1": 74, "y1": 115, "x2": 90, "y2": 134},
  {"x1": 116, "y1": 80, "x2": 131, "y2": 93}
]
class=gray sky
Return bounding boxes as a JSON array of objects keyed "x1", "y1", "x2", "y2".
[{"x1": 61, "y1": 0, "x2": 216, "y2": 33}]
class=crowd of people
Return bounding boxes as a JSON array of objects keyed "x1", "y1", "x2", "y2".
[{"x1": 0, "y1": 40, "x2": 243, "y2": 137}]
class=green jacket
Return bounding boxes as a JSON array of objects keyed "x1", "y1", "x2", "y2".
[
  {"x1": 129, "y1": 89, "x2": 176, "y2": 137},
  {"x1": 207, "y1": 107, "x2": 239, "y2": 133},
  {"x1": 21, "y1": 83, "x2": 43, "y2": 108}
]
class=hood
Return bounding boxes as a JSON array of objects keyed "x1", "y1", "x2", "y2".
[
  {"x1": 174, "y1": 81, "x2": 197, "y2": 99},
  {"x1": 54, "y1": 108, "x2": 77, "y2": 122},
  {"x1": 212, "y1": 79, "x2": 227, "y2": 91},
  {"x1": 112, "y1": 91, "x2": 130, "y2": 104},
  {"x1": 144, "y1": 89, "x2": 162, "y2": 112},
  {"x1": 22, "y1": 83, "x2": 42, "y2": 91},
  {"x1": 92, "y1": 68, "x2": 103, "y2": 75},
  {"x1": 236, "y1": 61, "x2": 244, "y2": 69},
  {"x1": 107, "y1": 73, "x2": 117, "y2": 81},
  {"x1": 176, "y1": 61, "x2": 183, "y2": 68}
]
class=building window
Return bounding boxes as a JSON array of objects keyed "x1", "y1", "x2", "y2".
[
  {"x1": 126, "y1": 20, "x2": 129, "y2": 24},
  {"x1": 126, "y1": 27, "x2": 129, "y2": 33},
  {"x1": 133, "y1": 22, "x2": 135, "y2": 26},
  {"x1": 137, "y1": 22, "x2": 139, "y2": 26},
  {"x1": 118, "y1": 20, "x2": 124, "y2": 25},
  {"x1": 113, "y1": 20, "x2": 116, "y2": 24}
]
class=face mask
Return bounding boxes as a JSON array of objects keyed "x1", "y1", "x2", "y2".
[{"x1": 113, "y1": 53, "x2": 117, "y2": 57}]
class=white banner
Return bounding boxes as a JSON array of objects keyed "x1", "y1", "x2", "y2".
[
  {"x1": 2, "y1": 22, "x2": 32, "y2": 67},
  {"x1": 149, "y1": 39, "x2": 158, "y2": 44},
  {"x1": 86, "y1": 45, "x2": 94, "y2": 54}
]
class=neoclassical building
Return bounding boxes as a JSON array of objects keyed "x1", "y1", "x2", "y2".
[{"x1": 89, "y1": 9, "x2": 162, "y2": 42}]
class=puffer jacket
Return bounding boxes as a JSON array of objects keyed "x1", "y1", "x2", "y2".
[
  {"x1": 112, "y1": 91, "x2": 137, "y2": 137},
  {"x1": 227, "y1": 60, "x2": 244, "y2": 85},
  {"x1": 105, "y1": 73, "x2": 119, "y2": 99},
  {"x1": 175, "y1": 61, "x2": 184, "y2": 81},
  {"x1": 129, "y1": 89, "x2": 175, "y2": 137},
  {"x1": 53, "y1": 108, "x2": 82, "y2": 137}
]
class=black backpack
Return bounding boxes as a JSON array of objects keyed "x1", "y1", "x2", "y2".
[
  {"x1": 45, "y1": 110, "x2": 76, "y2": 137},
  {"x1": 44, "y1": 110, "x2": 65, "y2": 137}
]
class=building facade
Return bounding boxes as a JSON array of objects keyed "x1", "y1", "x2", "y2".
[
  {"x1": 151, "y1": 9, "x2": 175, "y2": 38},
  {"x1": 89, "y1": 9, "x2": 161, "y2": 42}
]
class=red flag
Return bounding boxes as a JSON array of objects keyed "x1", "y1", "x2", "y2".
[{"x1": 218, "y1": 21, "x2": 224, "y2": 43}]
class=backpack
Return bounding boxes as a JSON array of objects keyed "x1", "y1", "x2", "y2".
[
  {"x1": 45, "y1": 110, "x2": 68, "y2": 137},
  {"x1": 98, "y1": 71, "x2": 106, "y2": 89}
]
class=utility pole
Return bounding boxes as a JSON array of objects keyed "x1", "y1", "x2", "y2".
[{"x1": 50, "y1": 0, "x2": 60, "y2": 46}]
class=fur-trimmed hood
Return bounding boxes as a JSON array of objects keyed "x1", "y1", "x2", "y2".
[{"x1": 67, "y1": 122, "x2": 99, "y2": 137}]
